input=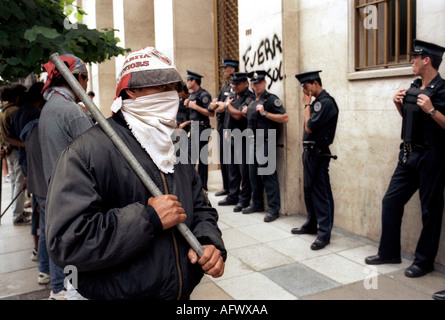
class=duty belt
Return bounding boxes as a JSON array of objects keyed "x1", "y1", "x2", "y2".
[
  {"x1": 303, "y1": 141, "x2": 317, "y2": 152},
  {"x1": 303, "y1": 141, "x2": 337, "y2": 160},
  {"x1": 401, "y1": 142, "x2": 425, "y2": 164}
]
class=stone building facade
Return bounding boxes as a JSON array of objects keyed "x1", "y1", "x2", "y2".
[{"x1": 79, "y1": 0, "x2": 445, "y2": 267}]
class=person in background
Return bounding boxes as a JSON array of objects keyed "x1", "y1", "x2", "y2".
[
  {"x1": 0, "y1": 84, "x2": 28, "y2": 225},
  {"x1": 184, "y1": 70, "x2": 214, "y2": 191},
  {"x1": 218, "y1": 72, "x2": 253, "y2": 213},
  {"x1": 365, "y1": 39, "x2": 445, "y2": 279},
  {"x1": 39, "y1": 54, "x2": 94, "y2": 300},
  {"x1": 243, "y1": 71, "x2": 288, "y2": 223},
  {"x1": 209, "y1": 59, "x2": 239, "y2": 197},
  {"x1": 292, "y1": 70, "x2": 339, "y2": 251}
]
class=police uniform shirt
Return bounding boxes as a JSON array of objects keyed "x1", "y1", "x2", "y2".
[
  {"x1": 402, "y1": 74, "x2": 445, "y2": 147},
  {"x1": 176, "y1": 98, "x2": 190, "y2": 126},
  {"x1": 303, "y1": 90, "x2": 339, "y2": 147},
  {"x1": 217, "y1": 84, "x2": 232, "y2": 124},
  {"x1": 224, "y1": 88, "x2": 254, "y2": 131},
  {"x1": 246, "y1": 91, "x2": 286, "y2": 136},
  {"x1": 188, "y1": 87, "x2": 213, "y2": 123}
]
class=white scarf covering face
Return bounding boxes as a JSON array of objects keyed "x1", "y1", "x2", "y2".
[{"x1": 111, "y1": 91, "x2": 179, "y2": 174}]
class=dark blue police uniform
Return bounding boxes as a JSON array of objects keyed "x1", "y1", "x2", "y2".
[
  {"x1": 378, "y1": 74, "x2": 445, "y2": 271},
  {"x1": 221, "y1": 73, "x2": 254, "y2": 210},
  {"x1": 216, "y1": 59, "x2": 240, "y2": 195},
  {"x1": 216, "y1": 83, "x2": 232, "y2": 194},
  {"x1": 187, "y1": 71, "x2": 213, "y2": 190},
  {"x1": 365, "y1": 39, "x2": 445, "y2": 277},
  {"x1": 245, "y1": 71, "x2": 286, "y2": 220},
  {"x1": 301, "y1": 89, "x2": 339, "y2": 243},
  {"x1": 176, "y1": 98, "x2": 190, "y2": 133}
]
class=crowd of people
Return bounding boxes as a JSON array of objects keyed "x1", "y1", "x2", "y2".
[{"x1": 0, "y1": 38, "x2": 444, "y2": 300}]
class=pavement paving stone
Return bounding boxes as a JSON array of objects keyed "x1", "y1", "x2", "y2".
[{"x1": 1, "y1": 170, "x2": 445, "y2": 301}]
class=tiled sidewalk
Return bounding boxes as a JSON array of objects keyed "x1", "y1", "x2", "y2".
[
  {"x1": 190, "y1": 171, "x2": 445, "y2": 300},
  {"x1": 1, "y1": 171, "x2": 444, "y2": 300}
]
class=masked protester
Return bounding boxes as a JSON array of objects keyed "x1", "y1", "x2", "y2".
[{"x1": 45, "y1": 47, "x2": 226, "y2": 300}]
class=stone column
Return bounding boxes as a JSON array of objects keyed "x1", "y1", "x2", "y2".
[
  {"x1": 171, "y1": 0, "x2": 217, "y2": 96},
  {"x1": 124, "y1": 0, "x2": 155, "y2": 52},
  {"x1": 172, "y1": 0, "x2": 218, "y2": 169},
  {"x1": 95, "y1": 0, "x2": 116, "y2": 117},
  {"x1": 281, "y1": 0, "x2": 302, "y2": 215}
]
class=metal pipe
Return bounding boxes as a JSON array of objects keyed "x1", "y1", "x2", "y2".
[
  {"x1": 49, "y1": 53, "x2": 204, "y2": 258},
  {"x1": 0, "y1": 187, "x2": 25, "y2": 220}
]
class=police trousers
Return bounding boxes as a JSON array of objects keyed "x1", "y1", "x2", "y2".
[
  {"x1": 218, "y1": 122, "x2": 229, "y2": 191},
  {"x1": 226, "y1": 136, "x2": 251, "y2": 205},
  {"x1": 378, "y1": 147, "x2": 445, "y2": 269},
  {"x1": 248, "y1": 138, "x2": 280, "y2": 214},
  {"x1": 188, "y1": 123, "x2": 209, "y2": 190},
  {"x1": 303, "y1": 149, "x2": 334, "y2": 242}
]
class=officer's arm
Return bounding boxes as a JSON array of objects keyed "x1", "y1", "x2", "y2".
[
  {"x1": 304, "y1": 105, "x2": 312, "y2": 134},
  {"x1": 431, "y1": 110, "x2": 445, "y2": 129},
  {"x1": 191, "y1": 93, "x2": 215, "y2": 117},
  {"x1": 195, "y1": 105, "x2": 215, "y2": 117},
  {"x1": 208, "y1": 98, "x2": 219, "y2": 111},
  {"x1": 393, "y1": 89, "x2": 406, "y2": 117},
  {"x1": 227, "y1": 100, "x2": 244, "y2": 120},
  {"x1": 189, "y1": 101, "x2": 215, "y2": 117},
  {"x1": 264, "y1": 112, "x2": 289, "y2": 124},
  {"x1": 418, "y1": 92, "x2": 445, "y2": 129}
]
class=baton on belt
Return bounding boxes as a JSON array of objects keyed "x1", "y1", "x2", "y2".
[{"x1": 49, "y1": 53, "x2": 204, "y2": 258}]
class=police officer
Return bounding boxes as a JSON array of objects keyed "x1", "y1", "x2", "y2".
[
  {"x1": 176, "y1": 84, "x2": 191, "y2": 133},
  {"x1": 174, "y1": 84, "x2": 191, "y2": 157},
  {"x1": 242, "y1": 70, "x2": 288, "y2": 222},
  {"x1": 218, "y1": 72, "x2": 254, "y2": 212},
  {"x1": 209, "y1": 59, "x2": 239, "y2": 197},
  {"x1": 365, "y1": 40, "x2": 445, "y2": 278},
  {"x1": 184, "y1": 70, "x2": 214, "y2": 190},
  {"x1": 292, "y1": 71, "x2": 339, "y2": 250}
]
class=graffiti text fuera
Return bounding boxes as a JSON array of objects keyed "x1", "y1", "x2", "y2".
[{"x1": 243, "y1": 34, "x2": 283, "y2": 89}]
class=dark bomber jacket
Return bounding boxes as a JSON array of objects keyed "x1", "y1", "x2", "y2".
[{"x1": 45, "y1": 111, "x2": 226, "y2": 300}]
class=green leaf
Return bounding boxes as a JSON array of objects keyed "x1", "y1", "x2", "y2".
[
  {"x1": 0, "y1": 30, "x2": 9, "y2": 45},
  {"x1": 40, "y1": 27, "x2": 61, "y2": 39},
  {"x1": 27, "y1": 45, "x2": 44, "y2": 64},
  {"x1": 1, "y1": 0, "x2": 128, "y2": 81},
  {"x1": 24, "y1": 26, "x2": 61, "y2": 42},
  {"x1": 7, "y1": 57, "x2": 21, "y2": 66},
  {"x1": 9, "y1": 1, "x2": 26, "y2": 20}
]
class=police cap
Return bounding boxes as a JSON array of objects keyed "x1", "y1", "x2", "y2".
[
  {"x1": 247, "y1": 70, "x2": 267, "y2": 83},
  {"x1": 186, "y1": 70, "x2": 204, "y2": 80},
  {"x1": 295, "y1": 70, "x2": 322, "y2": 87},
  {"x1": 230, "y1": 72, "x2": 249, "y2": 84},
  {"x1": 221, "y1": 59, "x2": 239, "y2": 69},
  {"x1": 409, "y1": 39, "x2": 445, "y2": 57}
]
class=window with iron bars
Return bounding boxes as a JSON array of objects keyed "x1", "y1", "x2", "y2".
[{"x1": 354, "y1": 0, "x2": 416, "y2": 71}]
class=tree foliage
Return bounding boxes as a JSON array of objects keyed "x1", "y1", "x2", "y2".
[{"x1": 0, "y1": 0, "x2": 129, "y2": 82}]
